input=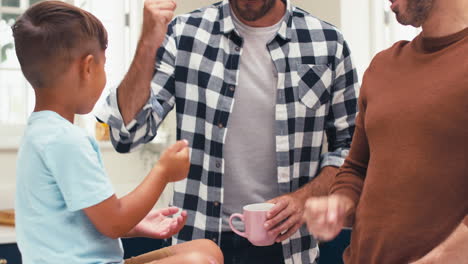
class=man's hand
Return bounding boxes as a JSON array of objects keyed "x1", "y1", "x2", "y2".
[
  {"x1": 263, "y1": 166, "x2": 340, "y2": 242},
  {"x1": 303, "y1": 194, "x2": 355, "y2": 242},
  {"x1": 117, "y1": 0, "x2": 177, "y2": 125},
  {"x1": 141, "y1": 0, "x2": 176, "y2": 47},
  {"x1": 264, "y1": 192, "x2": 307, "y2": 243},
  {"x1": 126, "y1": 207, "x2": 187, "y2": 239}
]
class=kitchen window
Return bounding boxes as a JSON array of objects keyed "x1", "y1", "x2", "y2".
[
  {"x1": 0, "y1": 0, "x2": 54, "y2": 125},
  {"x1": 0, "y1": 0, "x2": 151, "y2": 148}
]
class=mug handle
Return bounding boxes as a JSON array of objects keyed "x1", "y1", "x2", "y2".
[{"x1": 229, "y1": 213, "x2": 246, "y2": 238}]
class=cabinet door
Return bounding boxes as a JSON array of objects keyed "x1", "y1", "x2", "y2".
[{"x1": 0, "y1": 243, "x2": 22, "y2": 264}]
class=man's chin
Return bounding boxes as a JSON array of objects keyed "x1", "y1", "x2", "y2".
[
  {"x1": 396, "y1": 14, "x2": 423, "y2": 27},
  {"x1": 238, "y1": 10, "x2": 266, "y2": 21}
]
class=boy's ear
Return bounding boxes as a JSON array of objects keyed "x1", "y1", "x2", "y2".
[{"x1": 80, "y1": 54, "x2": 95, "y2": 81}]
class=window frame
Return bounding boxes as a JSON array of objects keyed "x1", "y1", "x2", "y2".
[{"x1": 0, "y1": 0, "x2": 74, "y2": 149}]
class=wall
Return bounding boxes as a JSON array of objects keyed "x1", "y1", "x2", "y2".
[{"x1": 172, "y1": 0, "x2": 342, "y2": 26}]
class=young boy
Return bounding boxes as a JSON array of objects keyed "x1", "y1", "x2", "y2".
[{"x1": 13, "y1": 1, "x2": 222, "y2": 264}]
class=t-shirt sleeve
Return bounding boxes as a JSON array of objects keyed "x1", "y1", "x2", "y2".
[{"x1": 44, "y1": 131, "x2": 115, "y2": 212}]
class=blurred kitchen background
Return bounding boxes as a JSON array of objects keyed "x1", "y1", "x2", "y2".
[{"x1": 0, "y1": 0, "x2": 419, "y2": 211}]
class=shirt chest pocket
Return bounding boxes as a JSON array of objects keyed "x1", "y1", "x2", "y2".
[{"x1": 297, "y1": 64, "x2": 333, "y2": 110}]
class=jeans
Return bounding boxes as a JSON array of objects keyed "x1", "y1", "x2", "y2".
[
  {"x1": 318, "y1": 229, "x2": 352, "y2": 264},
  {"x1": 220, "y1": 232, "x2": 285, "y2": 264}
]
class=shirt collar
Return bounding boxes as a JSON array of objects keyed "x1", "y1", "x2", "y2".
[{"x1": 217, "y1": 0, "x2": 293, "y2": 41}]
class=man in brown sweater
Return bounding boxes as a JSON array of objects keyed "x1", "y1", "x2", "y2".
[{"x1": 303, "y1": 0, "x2": 468, "y2": 263}]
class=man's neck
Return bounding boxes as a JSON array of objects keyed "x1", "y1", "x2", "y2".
[
  {"x1": 422, "y1": 0, "x2": 468, "y2": 38},
  {"x1": 232, "y1": 0, "x2": 286, "y2": 28}
]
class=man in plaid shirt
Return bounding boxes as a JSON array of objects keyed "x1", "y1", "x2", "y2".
[{"x1": 97, "y1": 0, "x2": 359, "y2": 263}]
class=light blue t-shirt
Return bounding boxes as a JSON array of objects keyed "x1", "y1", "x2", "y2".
[{"x1": 15, "y1": 111, "x2": 124, "y2": 264}]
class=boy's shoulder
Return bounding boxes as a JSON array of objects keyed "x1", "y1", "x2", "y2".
[{"x1": 22, "y1": 111, "x2": 94, "y2": 156}]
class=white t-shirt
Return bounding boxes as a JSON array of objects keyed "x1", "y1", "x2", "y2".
[{"x1": 222, "y1": 11, "x2": 283, "y2": 231}]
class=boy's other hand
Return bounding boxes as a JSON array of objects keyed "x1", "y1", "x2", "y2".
[
  {"x1": 126, "y1": 207, "x2": 188, "y2": 239},
  {"x1": 303, "y1": 194, "x2": 355, "y2": 242},
  {"x1": 141, "y1": 0, "x2": 176, "y2": 48},
  {"x1": 156, "y1": 140, "x2": 190, "y2": 183}
]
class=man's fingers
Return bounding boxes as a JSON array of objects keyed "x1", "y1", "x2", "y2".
[
  {"x1": 304, "y1": 197, "x2": 328, "y2": 222},
  {"x1": 151, "y1": 1, "x2": 176, "y2": 11},
  {"x1": 266, "y1": 197, "x2": 278, "y2": 204},
  {"x1": 145, "y1": 0, "x2": 176, "y2": 9},
  {"x1": 315, "y1": 208, "x2": 328, "y2": 226},
  {"x1": 304, "y1": 197, "x2": 340, "y2": 240},
  {"x1": 327, "y1": 196, "x2": 342, "y2": 223},
  {"x1": 144, "y1": 0, "x2": 176, "y2": 26},
  {"x1": 267, "y1": 199, "x2": 288, "y2": 219},
  {"x1": 310, "y1": 198, "x2": 344, "y2": 242},
  {"x1": 276, "y1": 222, "x2": 302, "y2": 242},
  {"x1": 268, "y1": 214, "x2": 299, "y2": 236},
  {"x1": 265, "y1": 206, "x2": 292, "y2": 230},
  {"x1": 155, "y1": 10, "x2": 175, "y2": 24}
]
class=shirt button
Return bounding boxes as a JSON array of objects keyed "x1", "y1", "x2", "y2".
[
  {"x1": 218, "y1": 123, "x2": 224, "y2": 129},
  {"x1": 216, "y1": 162, "x2": 221, "y2": 168},
  {"x1": 229, "y1": 85, "x2": 235, "y2": 92},
  {"x1": 235, "y1": 46, "x2": 240, "y2": 52}
]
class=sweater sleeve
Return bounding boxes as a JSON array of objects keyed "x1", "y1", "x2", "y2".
[{"x1": 330, "y1": 78, "x2": 370, "y2": 208}]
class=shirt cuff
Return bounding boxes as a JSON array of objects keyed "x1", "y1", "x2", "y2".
[
  {"x1": 95, "y1": 88, "x2": 131, "y2": 134},
  {"x1": 95, "y1": 88, "x2": 163, "y2": 136},
  {"x1": 320, "y1": 149, "x2": 349, "y2": 169}
]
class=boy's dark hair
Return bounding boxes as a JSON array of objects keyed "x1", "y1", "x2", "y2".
[{"x1": 12, "y1": 1, "x2": 108, "y2": 88}]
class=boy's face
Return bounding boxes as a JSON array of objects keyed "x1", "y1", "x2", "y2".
[
  {"x1": 79, "y1": 50, "x2": 107, "y2": 114},
  {"x1": 94, "y1": 51, "x2": 107, "y2": 98}
]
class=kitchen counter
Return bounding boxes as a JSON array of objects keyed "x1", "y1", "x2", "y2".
[{"x1": 0, "y1": 226, "x2": 16, "y2": 245}]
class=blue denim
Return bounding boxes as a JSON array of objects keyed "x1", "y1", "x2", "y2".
[{"x1": 220, "y1": 232, "x2": 285, "y2": 264}]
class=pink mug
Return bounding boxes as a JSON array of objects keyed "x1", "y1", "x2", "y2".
[{"x1": 229, "y1": 203, "x2": 277, "y2": 246}]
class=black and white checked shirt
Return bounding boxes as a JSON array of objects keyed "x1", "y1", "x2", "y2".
[{"x1": 97, "y1": 1, "x2": 359, "y2": 263}]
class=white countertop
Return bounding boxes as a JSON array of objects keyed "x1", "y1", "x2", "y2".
[{"x1": 0, "y1": 225, "x2": 16, "y2": 244}]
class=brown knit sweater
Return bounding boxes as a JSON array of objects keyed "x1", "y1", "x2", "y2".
[{"x1": 331, "y1": 27, "x2": 468, "y2": 264}]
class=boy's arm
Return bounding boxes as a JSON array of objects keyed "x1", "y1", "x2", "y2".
[{"x1": 84, "y1": 140, "x2": 189, "y2": 239}]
